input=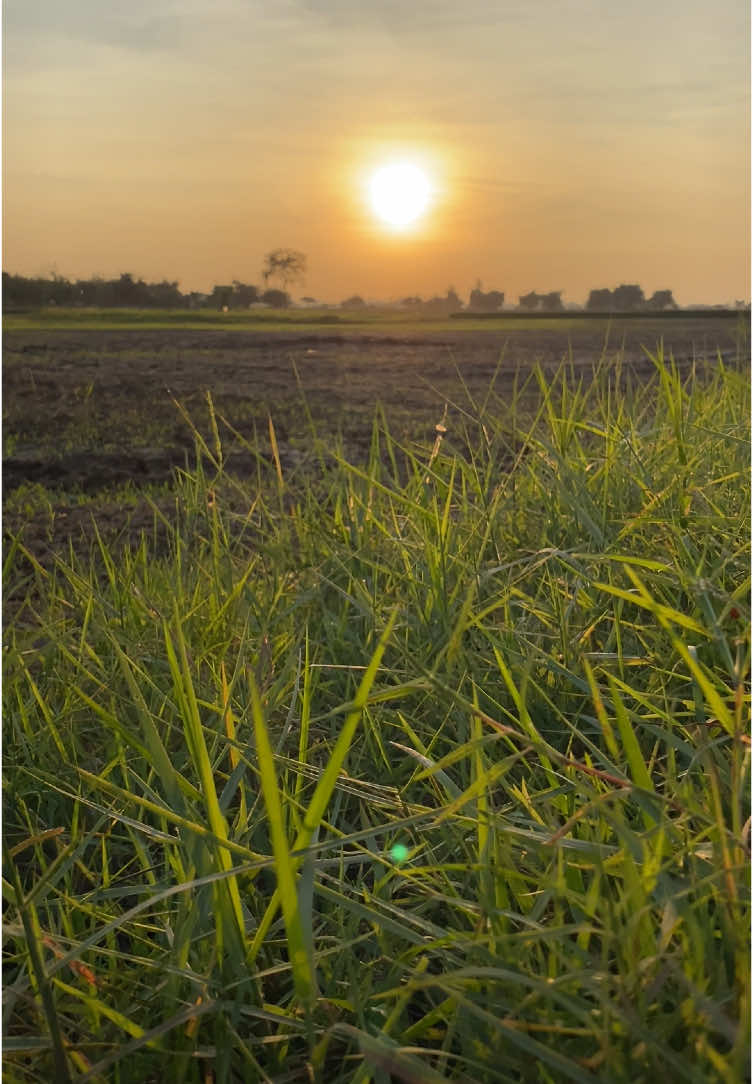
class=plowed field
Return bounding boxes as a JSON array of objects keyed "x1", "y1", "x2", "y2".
[{"x1": 3, "y1": 315, "x2": 747, "y2": 562}]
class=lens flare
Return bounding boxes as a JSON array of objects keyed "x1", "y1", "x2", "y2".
[{"x1": 389, "y1": 843, "x2": 410, "y2": 864}]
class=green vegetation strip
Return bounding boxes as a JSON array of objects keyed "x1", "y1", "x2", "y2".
[
  {"x1": 6, "y1": 305, "x2": 742, "y2": 334},
  {"x1": 3, "y1": 345, "x2": 749, "y2": 1082}
]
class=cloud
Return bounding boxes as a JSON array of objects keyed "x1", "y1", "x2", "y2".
[
  {"x1": 4, "y1": 0, "x2": 184, "y2": 52},
  {"x1": 294, "y1": 0, "x2": 534, "y2": 39}
]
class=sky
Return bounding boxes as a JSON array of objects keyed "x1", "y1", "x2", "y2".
[{"x1": 3, "y1": 0, "x2": 750, "y2": 305}]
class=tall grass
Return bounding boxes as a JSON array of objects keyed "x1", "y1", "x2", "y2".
[{"x1": 3, "y1": 345, "x2": 749, "y2": 1082}]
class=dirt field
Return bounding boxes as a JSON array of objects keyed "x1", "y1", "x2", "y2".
[{"x1": 3, "y1": 315, "x2": 748, "y2": 562}]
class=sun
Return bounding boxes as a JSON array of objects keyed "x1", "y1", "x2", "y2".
[{"x1": 368, "y1": 162, "x2": 432, "y2": 229}]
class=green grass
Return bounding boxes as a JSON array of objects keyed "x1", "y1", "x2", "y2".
[
  {"x1": 3, "y1": 306, "x2": 354, "y2": 332},
  {"x1": 0, "y1": 307, "x2": 583, "y2": 335},
  {"x1": 4, "y1": 305, "x2": 737, "y2": 335},
  {"x1": 3, "y1": 344, "x2": 750, "y2": 1082}
]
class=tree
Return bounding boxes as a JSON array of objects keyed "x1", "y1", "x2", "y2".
[
  {"x1": 445, "y1": 286, "x2": 462, "y2": 312},
  {"x1": 261, "y1": 288, "x2": 290, "y2": 308},
  {"x1": 77, "y1": 274, "x2": 112, "y2": 307},
  {"x1": 146, "y1": 280, "x2": 183, "y2": 308},
  {"x1": 231, "y1": 280, "x2": 260, "y2": 308},
  {"x1": 612, "y1": 284, "x2": 645, "y2": 311},
  {"x1": 646, "y1": 289, "x2": 677, "y2": 311},
  {"x1": 340, "y1": 295, "x2": 367, "y2": 309},
  {"x1": 114, "y1": 273, "x2": 141, "y2": 305},
  {"x1": 262, "y1": 249, "x2": 307, "y2": 290},
  {"x1": 210, "y1": 284, "x2": 234, "y2": 310},
  {"x1": 3, "y1": 271, "x2": 76, "y2": 307},
  {"x1": 469, "y1": 282, "x2": 504, "y2": 312},
  {"x1": 419, "y1": 288, "x2": 463, "y2": 315},
  {"x1": 518, "y1": 291, "x2": 540, "y2": 311},
  {"x1": 3, "y1": 270, "x2": 188, "y2": 309},
  {"x1": 586, "y1": 288, "x2": 614, "y2": 312},
  {"x1": 541, "y1": 291, "x2": 564, "y2": 312}
]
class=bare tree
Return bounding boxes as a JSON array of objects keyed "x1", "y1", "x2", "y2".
[{"x1": 262, "y1": 249, "x2": 307, "y2": 290}]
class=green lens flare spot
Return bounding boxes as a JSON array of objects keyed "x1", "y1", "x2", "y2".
[{"x1": 390, "y1": 843, "x2": 409, "y2": 864}]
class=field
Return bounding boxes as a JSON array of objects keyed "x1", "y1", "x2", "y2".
[
  {"x1": 3, "y1": 312, "x2": 747, "y2": 563},
  {"x1": 3, "y1": 312, "x2": 751, "y2": 1082}
]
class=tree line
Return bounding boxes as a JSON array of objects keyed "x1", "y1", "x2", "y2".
[
  {"x1": 585, "y1": 285, "x2": 677, "y2": 312},
  {"x1": 345, "y1": 282, "x2": 680, "y2": 314},
  {"x1": 2, "y1": 262, "x2": 690, "y2": 314},
  {"x1": 2, "y1": 250, "x2": 308, "y2": 312},
  {"x1": 1, "y1": 270, "x2": 295, "y2": 311}
]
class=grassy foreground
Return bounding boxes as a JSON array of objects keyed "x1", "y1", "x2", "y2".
[{"x1": 3, "y1": 346, "x2": 750, "y2": 1082}]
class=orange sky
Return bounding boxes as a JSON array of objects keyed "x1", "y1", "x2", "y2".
[{"x1": 3, "y1": 0, "x2": 750, "y2": 305}]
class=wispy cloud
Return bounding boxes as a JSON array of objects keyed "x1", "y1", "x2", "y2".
[
  {"x1": 294, "y1": 0, "x2": 533, "y2": 35},
  {"x1": 4, "y1": 0, "x2": 186, "y2": 52}
]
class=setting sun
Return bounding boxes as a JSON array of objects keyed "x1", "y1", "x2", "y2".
[{"x1": 368, "y1": 162, "x2": 432, "y2": 229}]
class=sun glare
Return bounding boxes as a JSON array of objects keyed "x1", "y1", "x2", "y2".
[{"x1": 369, "y1": 162, "x2": 432, "y2": 229}]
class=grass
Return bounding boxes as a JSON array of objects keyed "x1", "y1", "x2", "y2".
[
  {"x1": 1, "y1": 305, "x2": 589, "y2": 335},
  {"x1": 3, "y1": 343, "x2": 750, "y2": 1082},
  {"x1": 4, "y1": 305, "x2": 745, "y2": 335}
]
